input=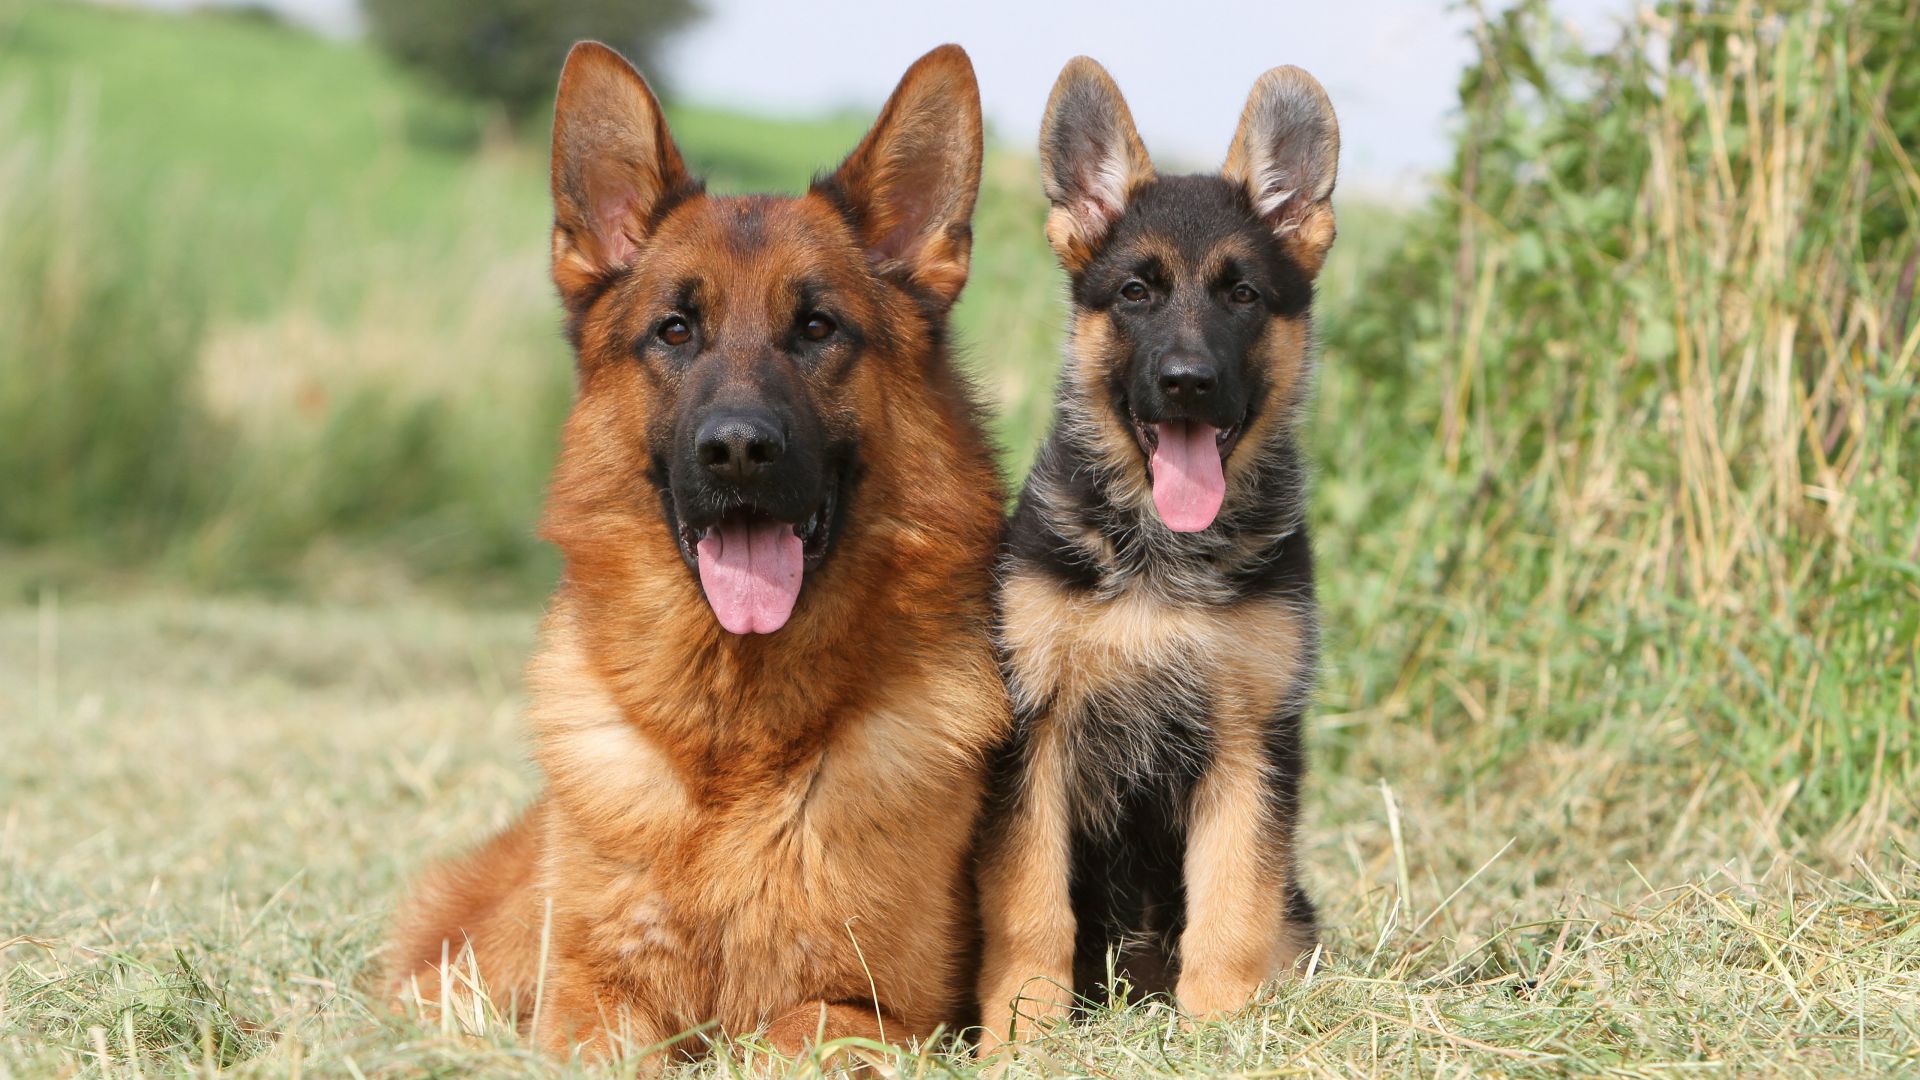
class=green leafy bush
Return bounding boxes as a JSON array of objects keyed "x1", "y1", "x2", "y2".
[
  {"x1": 0, "y1": 112, "x2": 223, "y2": 552},
  {"x1": 361, "y1": 0, "x2": 703, "y2": 123},
  {"x1": 1314, "y1": 0, "x2": 1919, "y2": 837}
]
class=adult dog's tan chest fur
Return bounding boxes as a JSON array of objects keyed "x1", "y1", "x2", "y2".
[{"x1": 526, "y1": 609, "x2": 996, "y2": 1031}]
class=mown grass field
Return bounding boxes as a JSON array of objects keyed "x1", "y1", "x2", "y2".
[{"x1": 3, "y1": 0, "x2": 1918, "y2": 1076}]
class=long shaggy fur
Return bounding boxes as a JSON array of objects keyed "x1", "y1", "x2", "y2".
[
  {"x1": 977, "y1": 57, "x2": 1341, "y2": 1048},
  {"x1": 381, "y1": 42, "x2": 1007, "y2": 1069}
]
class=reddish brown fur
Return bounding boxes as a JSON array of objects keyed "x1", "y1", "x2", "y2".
[{"x1": 382, "y1": 43, "x2": 1006, "y2": 1068}]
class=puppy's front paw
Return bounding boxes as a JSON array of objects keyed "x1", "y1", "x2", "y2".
[
  {"x1": 1174, "y1": 971, "x2": 1262, "y2": 1023},
  {"x1": 977, "y1": 977, "x2": 1073, "y2": 1058}
]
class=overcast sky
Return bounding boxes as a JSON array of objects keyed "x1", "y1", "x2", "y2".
[{"x1": 132, "y1": 0, "x2": 1631, "y2": 195}]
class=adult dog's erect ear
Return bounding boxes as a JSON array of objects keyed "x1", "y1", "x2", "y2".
[
  {"x1": 549, "y1": 41, "x2": 694, "y2": 308},
  {"x1": 822, "y1": 44, "x2": 983, "y2": 310},
  {"x1": 1038, "y1": 57, "x2": 1154, "y2": 274},
  {"x1": 1224, "y1": 66, "x2": 1340, "y2": 279}
]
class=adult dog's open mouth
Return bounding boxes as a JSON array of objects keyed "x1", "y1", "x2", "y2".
[{"x1": 673, "y1": 484, "x2": 838, "y2": 635}]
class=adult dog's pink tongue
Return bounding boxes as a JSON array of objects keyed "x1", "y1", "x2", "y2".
[
  {"x1": 1149, "y1": 420, "x2": 1225, "y2": 532},
  {"x1": 695, "y1": 517, "x2": 804, "y2": 634}
]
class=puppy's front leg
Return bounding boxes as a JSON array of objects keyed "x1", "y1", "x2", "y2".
[
  {"x1": 1174, "y1": 722, "x2": 1311, "y2": 1019},
  {"x1": 975, "y1": 717, "x2": 1076, "y2": 1052}
]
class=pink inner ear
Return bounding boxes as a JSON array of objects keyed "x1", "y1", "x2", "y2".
[
  {"x1": 1078, "y1": 195, "x2": 1119, "y2": 232},
  {"x1": 1069, "y1": 151, "x2": 1129, "y2": 238},
  {"x1": 867, "y1": 170, "x2": 940, "y2": 266},
  {"x1": 873, "y1": 218, "x2": 924, "y2": 266},
  {"x1": 582, "y1": 157, "x2": 641, "y2": 269},
  {"x1": 594, "y1": 193, "x2": 638, "y2": 267}
]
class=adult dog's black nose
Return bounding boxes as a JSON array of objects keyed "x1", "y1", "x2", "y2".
[
  {"x1": 697, "y1": 410, "x2": 786, "y2": 484},
  {"x1": 1158, "y1": 355, "x2": 1217, "y2": 400}
]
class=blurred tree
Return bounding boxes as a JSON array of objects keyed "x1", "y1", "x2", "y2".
[{"x1": 361, "y1": 0, "x2": 701, "y2": 125}]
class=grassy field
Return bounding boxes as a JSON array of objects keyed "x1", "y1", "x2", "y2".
[
  {"x1": 4, "y1": 0, "x2": 1918, "y2": 1076},
  {"x1": 5, "y1": 591, "x2": 1915, "y2": 1077}
]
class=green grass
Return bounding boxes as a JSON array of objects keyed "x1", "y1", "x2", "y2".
[
  {"x1": 4, "y1": 594, "x2": 1915, "y2": 1076},
  {"x1": 3, "y1": 0, "x2": 1919, "y2": 1075},
  {"x1": 0, "y1": 1, "x2": 1094, "y2": 596},
  {"x1": 1310, "y1": 0, "x2": 1920, "y2": 840},
  {"x1": 0, "y1": 1, "x2": 1395, "y2": 595}
]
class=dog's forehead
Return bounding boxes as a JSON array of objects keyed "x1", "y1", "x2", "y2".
[
  {"x1": 614, "y1": 193, "x2": 874, "y2": 324},
  {"x1": 619, "y1": 193, "x2": 876, "y2": 322},
  {"x1": 1111, "y1": 176, "x2": 1264, "y2": 269},
  {"x1": 681, "y1": 194, "x2": 862, "y2": 277},
  {"x1": 1086, "y1": 175, "x2": 1316, "y2": 315}
]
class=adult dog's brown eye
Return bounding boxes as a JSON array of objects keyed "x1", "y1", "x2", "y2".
[
  {"x1": 659, "y1": 317, "x2": 692, "y2": 346},
  {"x1": 1230, "y1": 283, "x2": 1259, "y2": 304},
  {"x1": 801, "y1": 313, "x2": 836, "y2": 341},
  {"x1": 1119, "y1": 280, "x2": 1149, "y2": 303}
]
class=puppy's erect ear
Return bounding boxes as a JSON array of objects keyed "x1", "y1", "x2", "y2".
[
  {"x1": 823, "y1": 44, "x2": 983, "y2": 309},
  {"x1": 1224, "y1": 66, "x2": 1340, "y2": 278},
  {"x1": 549, "y1": 42, "x2": 694, "y2": 308},
  {"x1": 1039, "y1": 57, "x2": 1154, "y2": 273}
]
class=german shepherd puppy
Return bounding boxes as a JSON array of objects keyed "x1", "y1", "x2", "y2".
[
  {"x1": 382, "y1": 43, "x2": 1008, "y2": 1064},
  {"x1": 976, "y1": 58, "x2": 1339, "y2": 1045}
]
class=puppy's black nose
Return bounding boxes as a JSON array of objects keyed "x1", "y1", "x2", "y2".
[
  {"x1": 697, "y1": 410, "x2": 785, "y2": 484},
  {"x1": 1158, "y1": 356, "x2": 1217, "y2": 400}
]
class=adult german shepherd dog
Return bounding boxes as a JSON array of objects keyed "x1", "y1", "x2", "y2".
[
  {"x1": 382, "y1": 43, "x2": 1007, "y2": 1063},
  {"x1": 976, "y1": 58, "x2": 1339, "y2": 1045}
]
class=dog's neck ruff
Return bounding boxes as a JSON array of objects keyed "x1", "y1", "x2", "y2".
[{"x1": 1019, "y1": 405, "x2": 1310, "y2": 608}]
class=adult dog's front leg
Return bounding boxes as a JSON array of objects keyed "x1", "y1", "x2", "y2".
[
  {"x1": 532, "y1": 964, "x2": 681, "y2": 1072},
  {"x1": 975, "y1": 718, "x2": 1077, "y2": 1052}
]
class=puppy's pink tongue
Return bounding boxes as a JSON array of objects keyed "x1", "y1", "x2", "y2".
[
  {"x1": 695, "y1": 517, "x2": 804, "y2": 634},
  {"x1": 1149, "y1": 420, "x2": 1225, "y2": 532}
]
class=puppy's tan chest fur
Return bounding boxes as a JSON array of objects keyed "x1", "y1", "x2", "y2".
[{"x1": 1001, "y1": 567, "x2": 1307, "y2": 733}]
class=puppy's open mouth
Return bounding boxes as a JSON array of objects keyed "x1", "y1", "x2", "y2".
[
  {"x1": 672, "y1": 486, "x2": 837, "y2": 635},
  {"x1": 1129, "y1": 410, "x2": 1243, "y2": 533},
  {"x1": 1129, "y1": 413, "x2": 1242, "y2": 463}
]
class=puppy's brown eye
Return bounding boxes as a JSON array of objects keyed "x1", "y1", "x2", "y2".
[
  {"x1": 1230, "y1": 283, "x2": 1259, "y2": 304},
  {"x1": 1119, "y1": 281, "x2": 1149, "y2": 303},
  {"x1": 801, "y1": 313, "x2": 836, "y2": 341},
  {"x1": 658, "y1": 317, "x2": 692, "y2": 346}
]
